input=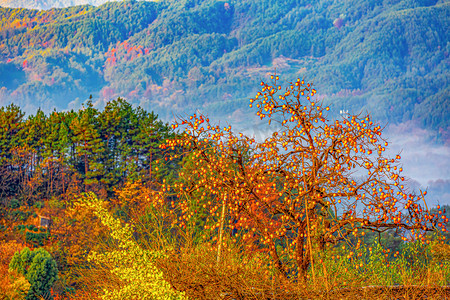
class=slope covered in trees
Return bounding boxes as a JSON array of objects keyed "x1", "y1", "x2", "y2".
[
  {"x1": 0, "y1": 0, "x2": 448, "y2": 138},
  {"x1": 0, "y1": 0, "x2": 112, "y2": 10}
]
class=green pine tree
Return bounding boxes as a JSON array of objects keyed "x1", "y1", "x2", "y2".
[
  {"x1": 70, "y1": 100, "x2": 105, "y2": 192},
  {"x1": 9, "y1": 247, "x2": 58, "y2": 300}
]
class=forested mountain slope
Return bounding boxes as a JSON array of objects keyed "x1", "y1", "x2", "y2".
[
  {"x1": 0, "y1": 0, "x2": 114, "y2": 10},
  {"x1": 0, "y1": 0, "x2": 448, "y2": 138}
]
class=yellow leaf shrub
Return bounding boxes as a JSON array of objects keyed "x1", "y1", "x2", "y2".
[{"x1": 79, "y1": 192, "x2": 187, "y2": 300}]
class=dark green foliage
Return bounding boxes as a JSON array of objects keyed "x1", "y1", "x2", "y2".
[
  {"x1": 9, "y1": 198, "x2": 20, "y2": 209},
  {"x1": 361, "y1": 228, "x2": 404, "y2": 257},
  {"x1": 12, "y1": 224, "x2": 51, "y2": 246},
  {"x1": 0, "y1": 104, "x2": 25, "y2": 160},
  {"x1": 70, "y1": 99, "x2": 105, "y2": 190},
  {"x1": 0, "y1": 98, "x2": 178, "y2": 202},
  {"x1": 26, "y1": 231, "x2": 50, "y2": 247},
  {"x1": 14, "y1": 224, "x2": 26, "y2": 231},
  {"x1": 10, "y1": 209, "x2": 32, "y2": 222},
  {"x1": 9, "y1": 247, "x2": 58, "y2": 300}
]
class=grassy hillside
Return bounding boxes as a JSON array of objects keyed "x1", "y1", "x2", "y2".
[{"x1": 0, "y1": 0, "x2": 448, "y2": 137}]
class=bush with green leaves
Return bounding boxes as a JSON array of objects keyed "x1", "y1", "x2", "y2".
[
  {"x1": 9, "y1": 198, "x2": 20, "y2": 209},
  {"x1": 10, "y1": 209, "x2": 31, "y2": 222},
  {"x1": 25, "y1": 231, "x2": 50, "y2": 247},
  {"x1": 9, "y1": 247, "x2": 58, "y2": 300}
]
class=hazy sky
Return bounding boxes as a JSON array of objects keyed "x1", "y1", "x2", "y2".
[
  {"x1": 239, "y1": 117, "x2": 449, "y2": 208},
  {"x1": 384, "y1": 121, "x2": 450, "y2": 207}
]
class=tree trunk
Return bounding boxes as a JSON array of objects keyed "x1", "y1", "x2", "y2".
[
  {"x1": 296, "y1": 234, "x2": 311, "y2": 283},
  {"x1": 149, "y1": 150, "x2": 152, "y2": 182},
  {"x1": 216, "y1": 195, "x2": 227, "y2": 267},
  {"x1": 296, "y1": 222, "x2": 310, "y2": 283},
  {"x1": 49, "y1": 159, "x2": 53, "y2": 196},
  {"x1": 61, "y1": 158, "x2": 66, "y2": 194},
  {"x1": 84, "y1": 140, "x2": 88, "y2": 193},
  {"x1": 269, "y1": 238, "x2": 288, "y2": 279}
]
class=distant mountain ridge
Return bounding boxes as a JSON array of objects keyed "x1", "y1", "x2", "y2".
[
  {"x1": 0, "y1": 0, "x2": 116, "y2": 10},
  {"x1": 0, "y1": 0, "x2": 448, "y2": 140}
]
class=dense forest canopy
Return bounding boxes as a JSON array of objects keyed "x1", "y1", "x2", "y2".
[
  {"x1": 0, "y1": 99, "x2": 178, "y2": 205},
  {"x1": 0, "y1": 0, "x2": 448, "y2": 139}
]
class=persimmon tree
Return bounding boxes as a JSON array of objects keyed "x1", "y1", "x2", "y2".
[{"x1": 162, "y1": 76, "x2": 445, "y2": 282}]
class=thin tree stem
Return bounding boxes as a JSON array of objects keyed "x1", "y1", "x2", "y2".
[{"x1": 217, "y1": 194, "x2": 227, "y2": 267}]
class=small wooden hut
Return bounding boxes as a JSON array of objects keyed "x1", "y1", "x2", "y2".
[{"x1": 39, "y1": 215, "x2": 51, "y2": 228}]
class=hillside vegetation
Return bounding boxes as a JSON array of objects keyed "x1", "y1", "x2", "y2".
[
  {"x1": 0, "y1": 0, "x2": 112, "y2": 10},
  {"x1": 0, "y1": 0, "x2": 448, "y2": 137}
]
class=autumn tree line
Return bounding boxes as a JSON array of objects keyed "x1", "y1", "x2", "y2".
[{"x1": 0, "y1": 98, "x2": 177, "y2": 209}]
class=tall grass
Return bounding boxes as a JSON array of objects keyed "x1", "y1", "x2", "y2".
[{"x1": 11, "y1": 191, "x2": 447, "y2": 300}]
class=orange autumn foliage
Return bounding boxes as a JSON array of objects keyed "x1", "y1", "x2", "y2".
[{"x1": 162, "y1": 76, "x2": 444, "y2": 282}]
